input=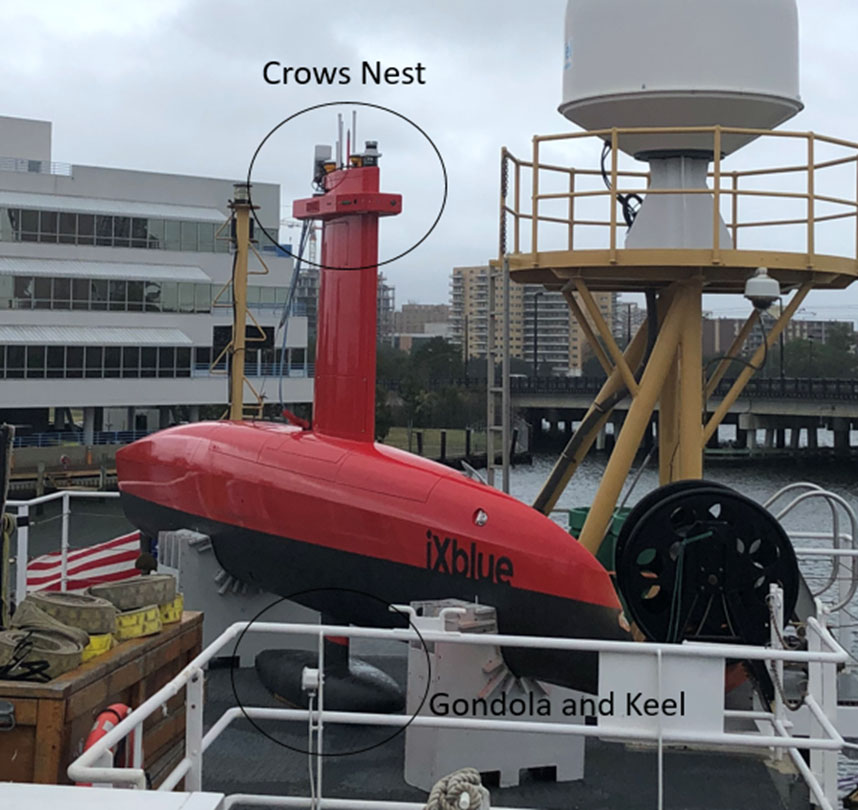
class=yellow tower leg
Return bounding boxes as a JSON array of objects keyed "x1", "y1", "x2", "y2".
[
  {"x1": 533, "y1": 310, "x2": 650, "y2": 514},
  {"x1": 658, "y1": 353, "x2": 680, "y2": 485},
  {"x1": 577, "y1": 285, "x2": 686, "y2": 555},
  {"x1": 678, "y1": 278, "x2": 704, "y2": 480}
]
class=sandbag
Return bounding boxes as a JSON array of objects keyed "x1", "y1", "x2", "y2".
[
  {"x1": 26, "y1": 591, "x2": 116, "y2": 635},
  {"x1": 89, "y1": 574, "x2": 176, "y2": 611},
  {"x1": 0, "y1": 628, "x2": 82, "y2": 680},
  {"x1": 11, "y1": 598, "x2": 90, "y2": 647}
]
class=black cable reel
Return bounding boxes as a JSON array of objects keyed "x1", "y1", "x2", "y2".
[{"x1": 613, "y1": 480, "x2": 800, "y2": 696}]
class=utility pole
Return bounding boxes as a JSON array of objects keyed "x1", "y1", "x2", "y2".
[
  {"x1": 779, "y1": 298, "x2": 785, "y2": 381},
  {"x1": 228, "y1": 183, "x2": 253, "y2": 421},
  {"x1": 463, "y1": 314, "x2": 469, "y2": 384},
  {"x1": 626, "y1": 302, "x2": 632, "y2": 347},
  {"x1": 533, "y1": 290, "x2": 543, "y2": 377}
]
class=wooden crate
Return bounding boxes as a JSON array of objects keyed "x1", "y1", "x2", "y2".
[{"x1": 0, "y1": 611, "x2": 202, "y2": 787}]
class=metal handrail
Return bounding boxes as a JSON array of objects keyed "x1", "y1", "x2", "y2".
[
  {"x1": 0, "y1": 156, "x2": 72, "y2": 176},
  {"x1": 503, "y1": 126, "x2": 858, "y2": 268},
  {"x1": 65, "y1": 603, "x2": 845, "y2": 810},
  {"x1": 11, "y1": 429, "x2": 152, "y2": 448},
  {"x1": 497, "y1": 375, "x2": 858, "y2": 400},
  {"x1": 764, "y1": 484, "x2": 841, "y2": 598},
  {"x1": 192, "y1": 362, "x2": 314, "y2": 378},
  {"x1": 764, "y1": 482, "x2": 828, "y2": 511},
  {"x1": 369, "y1": 374, "x2": 858, "y2": 400},
  {"x1": 5, "y1": 490, "x2": 122, "y2": 603},
  {"x1": 765, "y1": 484, "x2": 858, "y2": 611}
]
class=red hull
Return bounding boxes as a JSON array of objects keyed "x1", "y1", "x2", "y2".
[
  {"x1": 117, "y1": 422, "x2": 629, "y2": 691},
  {"x1": 118, "y1": 421, "x2": 621, "y2": 610}
]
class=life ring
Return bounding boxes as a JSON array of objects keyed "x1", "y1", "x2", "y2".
[{"x1": 75, "y1": 703, "x2": 137, "y2": 786}]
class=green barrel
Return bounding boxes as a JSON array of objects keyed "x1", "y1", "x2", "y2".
[{"x1": 568, "y1": 506, "x2": 631, "y2": 572}]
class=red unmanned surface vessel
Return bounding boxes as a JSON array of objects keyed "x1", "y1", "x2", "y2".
[{"x1": 116, "y1": 139, "x2": 629, "y2": 694}]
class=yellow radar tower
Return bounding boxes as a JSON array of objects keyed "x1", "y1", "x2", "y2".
[{"x1": 497, "y1": 0, "x2": 858, "y2": 558}]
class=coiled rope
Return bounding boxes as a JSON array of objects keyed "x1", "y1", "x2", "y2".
[{"x1": 425, "y1": 768, "x2": 489, "y2": 810}]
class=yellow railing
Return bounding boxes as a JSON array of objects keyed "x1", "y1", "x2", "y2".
[{"x1": 500, "y1": 126, "x2": 858, "y2": 269}]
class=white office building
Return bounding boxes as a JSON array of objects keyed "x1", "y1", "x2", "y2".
[{"x1": 0, "y1": 115, "x2": 312, "y2": 445}]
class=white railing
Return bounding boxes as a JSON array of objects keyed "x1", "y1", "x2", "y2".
[
  {"x1": 66, "y1": 592, "x2": 847, "y2": 810},
  {"x1": 0, "y1": 156, "x2": 72, "y2": 176},
  {"x1": 6, "y1": 490, "x2": 121, "y2": 604},
  {"x1": 765, "y1": 483, "x2": 858, "y2": 658}
]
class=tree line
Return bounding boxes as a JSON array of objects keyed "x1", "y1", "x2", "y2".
[
  {"x1": 374, "y1": 325, "x2": 858, "y2": 439},
  {"x1": 244, "y1": 327, "x2": 857, "y2": 440},
  {"x1": 376, "y1": 339, "x2": 484, "y2": 440}
]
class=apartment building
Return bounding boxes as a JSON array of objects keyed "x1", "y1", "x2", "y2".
[
  {"x1": 450, "y1": 265, "x2": 617, "y2": 375},
  {"x1": 393, "y1": 303, "x2": 450, "y2": 335}
]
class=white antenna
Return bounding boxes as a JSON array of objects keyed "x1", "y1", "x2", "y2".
[
  {"x1": 559, "y1": 0, "x2": 802, "y2": 250},
  {"x1": 336, "y1": 113, "x2": 344, "y2": 168},
  {"x1": 352, "y1": 110, "x2": 357, "y2": 156}
]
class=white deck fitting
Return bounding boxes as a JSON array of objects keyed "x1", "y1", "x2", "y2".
[{"x1": 404, "y1": 601, "x2": 585, "y2": 790}]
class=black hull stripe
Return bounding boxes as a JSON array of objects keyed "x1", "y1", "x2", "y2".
[{"x1": 121, "y1": 492, "x2": 629, "y2": 693}]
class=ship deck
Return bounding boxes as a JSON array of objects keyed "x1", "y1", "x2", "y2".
[{"x1": 201, "y1": 651, "x2": 803, "y2": 810}]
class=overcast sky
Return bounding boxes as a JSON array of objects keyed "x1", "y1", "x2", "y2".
[{"x1": 2, "y1": 0, "x2": 858, "y2": 321}]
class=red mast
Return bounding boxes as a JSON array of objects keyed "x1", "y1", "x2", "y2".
[{"x1": 293, "y1": 142, "x2": 402, "y2": 441}]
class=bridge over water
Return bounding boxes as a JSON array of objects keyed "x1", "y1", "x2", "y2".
[{"x1": 508, "y1": 376, "x2": 858, "y2": 455}]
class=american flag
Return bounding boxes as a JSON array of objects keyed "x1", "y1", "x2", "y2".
[{"x1": 26, "y1": 531, "x2": 141, "y2": 592}]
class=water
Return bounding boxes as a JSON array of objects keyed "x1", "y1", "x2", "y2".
[
  {"x1": 506, "y1": 453, "x2": 858, "y2": 519},
  {"x1": 503, "y1": 453, "x2": 858, "y2": 590}
]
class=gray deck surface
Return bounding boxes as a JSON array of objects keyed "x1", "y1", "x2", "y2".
[{"x1": 201, "y1": 654, "x2": 802, "y2": 810}]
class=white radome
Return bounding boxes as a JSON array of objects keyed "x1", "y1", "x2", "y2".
[{"x1": 559, "y1": 0, "x2": 803, "y2": 157}]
